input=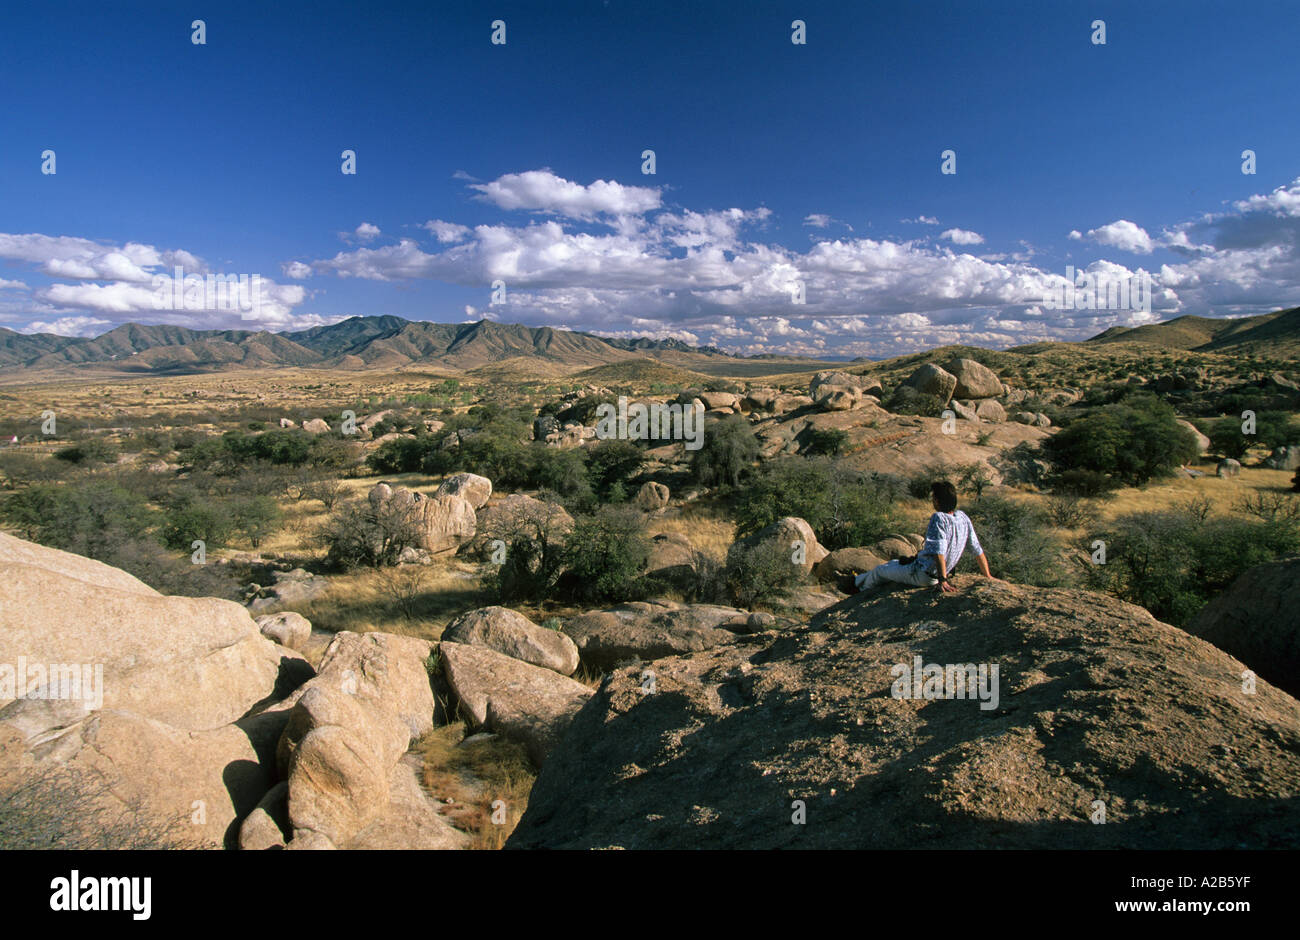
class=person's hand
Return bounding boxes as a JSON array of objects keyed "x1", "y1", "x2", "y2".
[{"x1": 939, "y1": 580, "x2": 958, "y2": 593}]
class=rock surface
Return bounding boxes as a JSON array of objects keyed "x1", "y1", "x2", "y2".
[
  {"x1": 439, "y1": 642, "x2": 592, "y2": 764},
  {"x1": 563, "y1": 602, "x2": 750, "y2": 671},
  {"x1": 442, "y1": 606, "x2": 579, "y2": 676},
  {"x1": 509, "y1": 579, "x2": 1300, "y2": 849},
  {"x1": 435, "y1": 472, "x2": 493, "y2": 509},
  {"x1": 1186, "y1": 558, "x2": 1300, "y2": 698},
  {"x1": 947, "y1": 358, "x2": 1003, "y2": 400}
]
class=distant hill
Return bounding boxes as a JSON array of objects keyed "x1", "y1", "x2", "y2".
[
  {"x1": 1085, "y1": 308, "x2": 1300, "y2": 355},
  {"x1": 0, "y1": 317, "x2": 745, "y2": 377}
]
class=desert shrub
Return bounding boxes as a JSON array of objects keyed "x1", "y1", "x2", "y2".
[
  {"x1": 1209, "y1": 411, "x2": 1300, "y2": 458},
  {"x1": 1235, "y1": 491, "x2": 1300, "y2": 524},
  {"x1": 803, "y1": 428, "x2": 847, "y2": 457},
  {"x1": 0, "y1": 451, "x2": 71, "y2": 488},
  {"x1": 886, "y1": 385, "x2": 946, "y2": 417},
  {"x1": 1044, "y1": 493, "x2": 1099, "y2": 529},
  {"x1": 53, "y1": 437, "x2": 118, "y2": 465},
  {"x1": 0, "y1": 481, "x2": 152, "y2": 559},
  {"x1": 724, "y1": 538, "x2": 807, "y2": 608},
  {"x1": 690, "y1": 414, "x2": 759, "y2": 488},
  {"x1": 302, "y1": 475, "x2": 346, "y2": 510},
  {"x1": 1084, "y1": 510, "x2": 1300, "y2": 627},
  {"x1": 319, "y1": 498, "x2": 424, "y2": 568},
  {"x1": 481, "y1": 495, "x2": 573, "y2": 602},
  {"x1": 528, "y1": 447, "x2": 592, "y2": 505},
  {"x1": 1041, "y1": 393, "x2": 1198, "y2": 485},
  {"x1": 965, "y1": 493, "x2": 1070, "y2": 587},
  {"x1": 560, "y1": 506, "x2": 652, "y2": 603},
  {"x1": 160, "y1": 497, "x2": 233, "y2": 551},
  {"x1": 366, "y1": 435, "x2": 429, "y2": 473},
  {"x1": 734, "y1": 458, "x2": 903, "y2": 550},
  {"x1": 584, "y1": 439, "x2": 645, "y2": 500},
  {"x1": 228, "y1": 494, "x2": 283, "y2": 549},
  {"x1": 1050, "y1": 468, "x2": 1119, "y2": 497}
]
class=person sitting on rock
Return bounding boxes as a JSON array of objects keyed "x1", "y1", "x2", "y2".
[{"x1": 854, "y1": 480, "x2": 1002, "y2": 594}]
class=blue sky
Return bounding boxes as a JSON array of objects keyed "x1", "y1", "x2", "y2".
[{"x1": 2, "y1": 0, "x2": 1299, "y2": 357}]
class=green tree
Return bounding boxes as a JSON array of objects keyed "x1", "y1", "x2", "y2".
[{"x1": 690, "y1": 414, "x2": 758, "y2": 488}]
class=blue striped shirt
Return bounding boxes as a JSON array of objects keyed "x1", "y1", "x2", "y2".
[{"x1": 917, "y1": 510, "x2": 983, "y2": 577}]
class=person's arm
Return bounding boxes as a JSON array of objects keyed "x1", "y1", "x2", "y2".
[
  {"x1": 935, "y1": 554, "x2": 956, "y2": 593},
  {"x1": 972, "y1": 545, "x2": 1005, "y2": 582}
]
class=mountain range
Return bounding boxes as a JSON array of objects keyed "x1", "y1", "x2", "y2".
[
  {"x1": 1085, "y1": 306, "x2": 1300, "y2": 355},
  {"x1": 1, "y1": 306, "x2": 1298, "y2": 378},
  {"x1": 0, "y1": 317, "x2": 737, "y2": 376}
]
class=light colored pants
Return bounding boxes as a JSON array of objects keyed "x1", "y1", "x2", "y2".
[{"x1": 854, "y1": 559, "x2": 939, "y2": 592}]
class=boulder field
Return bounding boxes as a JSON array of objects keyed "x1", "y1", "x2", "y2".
[{"x1": 5, "y1": 529, "x2": 1299, "y2": 850}]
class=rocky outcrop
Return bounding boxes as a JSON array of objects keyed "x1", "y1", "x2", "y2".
[
  {"x1": 256, "y1": 612, "x2": 312, "y2": 652},
  {"x1": 277, "y1": 632, "x2": 437, "y2": 848},
  {"x1": 974, "y1": 399, "x2": 1006, "y2": 423},
  {"x1": 813, "y1": 546, "x2": 887, "y2": 586},
  {"x1": 899, "y1": 363, "x2": 957, "y2": 404},
  {"x1": 635, "y1": 481, "x2": 670, "y2": 512},
  {"x1": 435, "y1": 472, "x2": 493, "y2": 509},
  {"x1": 1187, "y1": 558, "x2": 1300, "y2": 698},
  {"x1": 369, "y1": 483, "x2": 477, "y2": 554},
  {"x1": 439, "y1": 642, "x2": 592, "y2": 764},
  {"x1": 0, "y1": 531, "x2": 302, "y2": 732},
  {"x1": 563, "y1": 602, "x2": 751, "y2": 671},
  {"x1": 509, "y1": 579, "x2": 1300, "y2": 849},
  {"x1": 1217, "y1": 458, "x2": 1242, "y2": 477},
  {"x1": 947, "y1": 358, "x2": 1003, "y2": 400},
  {"x1": 1264, "y1": 446, "x2": 1300, "y2": 471},
  {"x1": 0, "y1": 532, "x2": 314, "y2": 847},
  {"x1": 727, "y1": 516, "x2": 828, "y2": 575},
  {"x1": 1177, "y1": 419, "x2": 1211, "y2": 456},
  {"x1": 302, "y1": 418, "x2": 330, "y2": 434},
  {"x1": 442, "y1": 607, "x2": 579, "y2": 676}
]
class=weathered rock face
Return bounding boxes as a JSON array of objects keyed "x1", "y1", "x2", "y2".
[
  {"x1": 435, "y1": 472, "x2": 493, "y2": 509},
  {"x1": 947, "y1": 359, "x2": 1003, "y2": 400},
  {"x1": 302, "y1": 418, "x2": 331, "y2": 434},
  {"x1": 439, "y1": 642, "x2": 592, "y2": 764},
  {"x1": 900, "y1": 363, "x2": 957, "y2": 404},
  {"x1": 699, "y1": 391, "x2": 740, "y2": 411},
  {"x1": 256, "y1": 612, "x2": 312, "y2": 652},
  {"x1": 442, "y1": 607, "x2": 579, "y2": 676},
  {"x1": 563, "y1": 602, "x2": 750, "y2": 671},
  {"x1": 1264, "y1": 445, "x2": 1300, "y2": 471},
  {"x1": 1187, "y1": 558, "x2": 1300, "y2": 698},
  {"x1": 0, "y1": 532, "x2": 315, "y2": 848},
  {"x1": 949, "y1": 399, "x2": 978, "y2": 422},
  {"x1": 369, "y1": 483, "x2": 477, "y2": 554},
  {"x1": 644, "y1": 532, "x2": 697, "y2": 589},
  {"x1": 870, "y1": 534, "x2": 923, "y2": 561},
  {"x1": 277, "y1": 632, "x2": 436, "y2": 848},
  {"x1": 727, "y1": 516, "x2": 828, "y2": 575},
  {"x1": 1177, "y1": 420, "x2": 1211, "y2": 456},
  {"x1": 509, "y1": 580, "x2": 1300, "y2": 849},
  {"x1": 974, "y1": 399, "x2": 1006, "y2": 423},
  {"x1": 813, "y1": 547, "x2": 887, "y2": 586},
  {"x1": 0, "y1": 531, "x2": 300, "y2": 732},
  {"x1": 741, "y1": 388, "x2": 779, "y2": 412},
  {"x1": 635, "y1": 481, "x2": 670, "y2": 512},
  {"x1": 1217, "y1": 458, "x2": 1242, "y2": 477}
]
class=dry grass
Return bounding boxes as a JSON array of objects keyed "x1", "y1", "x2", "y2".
[
  {"x1": 279, "y1": 561, "x2": 492, "y2": 641},
  {"x1": 647, "y1": 507, "x2": 736, "y2": 564},
  {"x1": 419, "y1": 724, "x2": 536, "y2": 850},
  {"x1": 1093, "y1": 465, "x2": 1297, "y2": 523}
]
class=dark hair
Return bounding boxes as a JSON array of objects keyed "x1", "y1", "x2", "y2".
[{"x1": 931, "y1": 480, "x2": 958, "y2": 512}]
